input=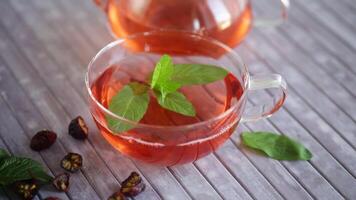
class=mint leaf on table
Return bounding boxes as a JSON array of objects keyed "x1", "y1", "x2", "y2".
[
  {"x1": 156, "y1": 91, "x2": 195, "y2": 117},
  {"x1": 107, "y1": 82, "x2": 150, "y2": 133},
  {"x1": 0, "y1": 156, "x2": 53, "y2": 186},
  {"x1": 172, "y1": 64, "x2": 228, "y2": 85},
  {"x1": 0, "y1": 149, "x2": 10, "y2": 161},
  {"x1": 242, "y1": 132, "x2": 312, "y2": 161}
]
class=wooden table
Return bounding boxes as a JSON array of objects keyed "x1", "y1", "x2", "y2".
[{"x1": 0, "y1": 0, "x2": 355, "y2": 199}]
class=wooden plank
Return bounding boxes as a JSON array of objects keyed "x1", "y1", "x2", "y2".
[
  {"x1": 30, "y1": 0, "x2": 98, "y2": 65},
  {"x1": 194, "y1": 155, "x2": 254, "y2": 200},
  {"x1": 239, "y1": 120, "x2": 343, "y2": 200},
  {"x1": 275, "y1": 17, "x2": 356, "y2": 98},
  {"x1": 9, "y1": 0, "x2": 90, "y2": 100},
  {"x1": 250, "y1": 26, "x2": 356, "y2": 169},
  {"x1": 0, "y1": 36, "x2": 104, "y2": 200},
  {"x1": 240, "y1": 48, "x2": 356, "y2": 198},
  {"x1": 285, "y1": 2, "x2": 356, "y2": 76},
  {"x1": 181, "y1": 56, "x2": 313, "y2": 200},
  {"x1": 242, "y1": 29, "x2": 356, "y2": 175},
  {"x1": 243, "y1": 32, "x2": 356, "y2": 149},
  {"x1": 238, "y1": 41, "x2": 356, "y2": 199},
  {"x1": 0, "y1": 92, "x2": 69, "y2": 199},
  {"x1": 57, "y1": 0, "x2": 112, "y2": 48},
  {"x1": 295, "y1": 0, "x2": 356, "y2": 52},
  {"x1": 0, "y1": 2, "x2": 189, "y2": 199},
  {"x1": 254, "y1": 1, "x2": 356, "y2": 122},
  {"x1": 0, "y1": 4, "x2": 125, "y2": 199},
  {"x1": 340, "y1": 0, "x2": 356, "y2": 11},
  {"x1": 0, "y1": 138, "x2": 22, "y2": 200},
  {"x1": 320, "y1": 0, "x2": 356, "y2": 34},
  {"x1": 245, "y1": 2, "x2": 356, "y2": 176},
  {"x1": 75, "y1": 0, "x2": 110, "y2": 32},
  {"x1": 228, "y1": 125, "x2": 313, "y2": 200},
  {"x1": 236, "y1": 48, "x2": 349, "y2": 200}
]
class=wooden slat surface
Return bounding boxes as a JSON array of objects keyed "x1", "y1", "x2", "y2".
[{"x1": 0, "y1": 0, "x2": 355, "y2": 199}]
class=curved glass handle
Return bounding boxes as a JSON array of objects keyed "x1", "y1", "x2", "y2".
[
  {"x1": 253, "y1": 0, "x2": 290, "y2": 27},
  {"x1": 241, "y1": 74, "x2": 287, "y2": 123}
]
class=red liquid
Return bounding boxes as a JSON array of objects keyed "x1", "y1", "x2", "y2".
[
  {"x1": 106, "y1": 0, "x2": 253, "y2": 47},
  {"x1": 90, "y1": 55, "x2": 244, "y2": 165}
]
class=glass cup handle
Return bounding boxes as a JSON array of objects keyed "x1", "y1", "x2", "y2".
[
  {"x1": 253, "y1": 0, "x2": 290, "y2": 27},
  {"x1": 241, "y1": 74, "x2": 287, "y2": 123}
]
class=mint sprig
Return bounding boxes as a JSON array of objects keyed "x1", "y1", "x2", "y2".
[
  {"x1": 0, "y1": 149, "x2": 53, "y2": 186},
  {"x1": 242, "y1": 132, "x2": 312, "y2": 161},
  {"x1": 107, "y1": 54, "x2": 228, "y2": 133}
]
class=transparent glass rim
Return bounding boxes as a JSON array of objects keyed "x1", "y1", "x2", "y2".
[{"x1": 85, "y1": 30, "x2": 250, "y2": 131}]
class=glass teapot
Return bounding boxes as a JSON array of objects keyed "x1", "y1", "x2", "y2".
[{"x1": 94, "y1": 0, "x2": 289, "y2": 47}]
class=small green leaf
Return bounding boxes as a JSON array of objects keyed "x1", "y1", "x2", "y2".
[
  {"x1": 156, "y1": 91, "x2": 196, "y2": 117},
  {"x1": 150, "y1": 54, "x2": 180, "y2": 99},
  {"x1": 0, "y1": 149, "x2": 10, "y2": 161},
  {"x1": 151, "y1": 54, "x2": 175, "y2": 89},
  {"x1": 0, "y1": 157, "x2": 53, "y2": 186},
  {"x1": 172, "y1": 64, "x2": 228, "y2": 85},
  {"x1": 242, "y1": 132, "x2": 312, "y2": 161},
  {"x1": 107, "y1": 82, "x2": 150, "y2": 133}
]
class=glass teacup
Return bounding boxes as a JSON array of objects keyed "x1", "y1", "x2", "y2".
[{"x1": 86, "y1": 31, "x2": 287, "y2": 166}]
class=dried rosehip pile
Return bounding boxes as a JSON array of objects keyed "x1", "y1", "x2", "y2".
[
  {"x1": 61, "y1": 152, "x2": 83, "y2": 172},
  {"x1": 20, "y1": 116, "x2": 152, "y2": 200},
  {"x1": 108, "y1": 172, "x2": 146, "y2": 200},
  {"x1": 30, "y1": 130, "x2": 57, "y2": 151}
]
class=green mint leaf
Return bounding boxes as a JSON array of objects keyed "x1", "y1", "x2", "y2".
[
  {"x1": 107, "y1": 82, "x2": 150, "y2": 133},
  {"x1": 150, "y1": 54, "x2": 180, "y2": 99},
  {"x1": 156, "y1": 91, "x2": 196, "y2": 116},
  {"x1": 0, "y1": 157, "x2": 53, "y2": 186},
  {"x1": 159, "y1": 82, "x2": 181, "y2": 100},
  {"x1": 172, "y1": 64, "x2": 228, "y2": 85},
  {"x1": 151, "y1": 54, "x2": 174, "y2": 89},
  {"x1": 242, "y1": 132, "x2": 312, "y2": 161},
  {"x1": 0, "y1": 149, "x2": 10, "y2": 161}
]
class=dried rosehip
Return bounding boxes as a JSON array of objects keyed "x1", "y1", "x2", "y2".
[
  {"x1": 30, "y1": 130, "x2": 57, "y2": 151},
  {"x1": 44, "y1": 197, "x2": 61, "y2": 200},
  {"x1": 108, "y1": 191, "x2": 127, "y2": 200},
  {"x1": 52, "y1": 173, "x2": 70, "y2": 192},
  {"x1": 68, "y1": 116, "x2": 88, "y2": 140},
  {"x1": 61, "y1": 152, "x2": 82, "y2": 172},
  {"x1": 120, "y1": 172, "x2": 145, "y2": 197},
  {"x1": 13, "y1": 179, "x2": 39, "y2": 200}
]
